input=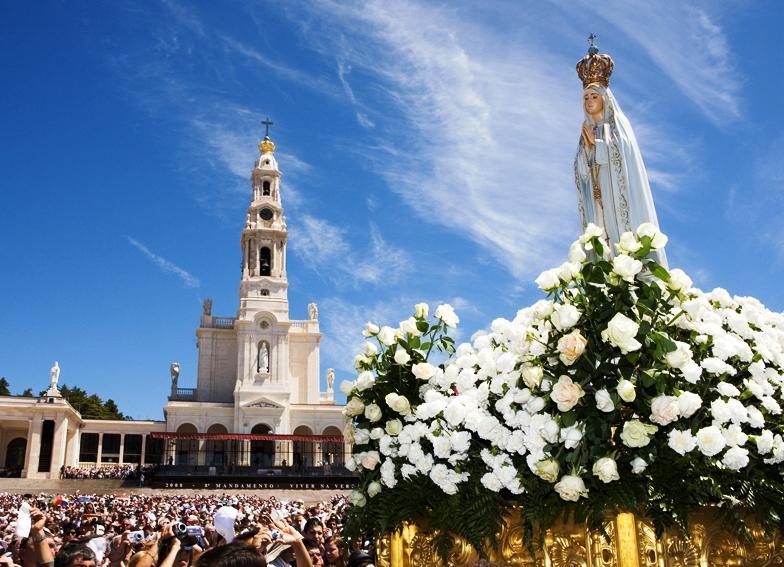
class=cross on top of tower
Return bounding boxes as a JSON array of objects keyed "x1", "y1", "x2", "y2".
[
  {"x1": 261, "y1": 117, "x2": 273, "y2": 138},
  {"x1": 258, "y1": 117, "x2": 276, "y2": 154}
]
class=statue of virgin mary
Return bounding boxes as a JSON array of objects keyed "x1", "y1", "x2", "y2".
[{"x1": 574, "y1": 38, "x2": 667, "y2": 267}]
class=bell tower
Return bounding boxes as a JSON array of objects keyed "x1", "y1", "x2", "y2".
[{"x1": 238, "y1": 121, "x2": 289, "y2": 321}]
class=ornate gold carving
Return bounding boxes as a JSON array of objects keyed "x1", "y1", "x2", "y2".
[
  {"x1": 576, "y1": 51, "x2": 614, "y2": 88},
  {"x1": 380, "y1": 508, "x2": 784, "y2": 567}
]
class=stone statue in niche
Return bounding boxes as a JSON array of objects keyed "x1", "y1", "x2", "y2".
[
  {"x1": 308, "y1": 302, "x2": 319, "y2": 320},
  {"x1": 49, "y1": 361, "x2": 60, "y2": 390},
  {"x1": 259, "y1": 343, "x2": 269, "y2": 373}
]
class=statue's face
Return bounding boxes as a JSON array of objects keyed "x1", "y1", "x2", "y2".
[{"x1": 583, "y1": 89, "x2": 603, "y2": 116}]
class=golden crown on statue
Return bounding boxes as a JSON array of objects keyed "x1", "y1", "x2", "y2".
[{"x1": 576, "y1": 33, "x2": 614, "y2": 88}]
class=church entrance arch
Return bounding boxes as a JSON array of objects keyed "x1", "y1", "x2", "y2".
[
  {"x1": 5, "y1": 438, "x2": 26, "y2": 471},
  {"x1": 205, "y1": 424, "x2": 228, "y2": 466},
  {"x1": 175, "y1": 424, "x2": 198, "y2": 466},
  {"x1": 293, "y1": 425, "x2": 314, "y2": 471},
  {"x1": 250, "y1": 424, "x2": 274, "y2": 469},
  {"x1": 321, "y1": 426, "x2": 344, "y2": 468}
]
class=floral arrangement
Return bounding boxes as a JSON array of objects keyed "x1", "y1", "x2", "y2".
[{"x1": 341, "y1": 223, "x2": 784, "y2": 555}]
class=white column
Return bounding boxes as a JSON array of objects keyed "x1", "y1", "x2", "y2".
[
  {"x1": 119, "y1": 433, "x2": 125, "y2": 464},
  {"x1": 140, "y1": 436, "x2": 147, "y2": 465},
  {"x1": 96, "y1": 432, "x2": 104, "y2": 465},
  {"x1": 22, "y1": 416, "x2": 42, "y2": 478},
  {"x1": 48, "y1": 415, "x2": 69, "y2": 479},
  {"x1": 66, "y1": 428, "x2": 80, "y2": 467}
]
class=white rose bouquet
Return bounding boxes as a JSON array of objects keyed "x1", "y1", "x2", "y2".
[{"x1": 344, "y1": 224, "x2": 784, "y2": 557}]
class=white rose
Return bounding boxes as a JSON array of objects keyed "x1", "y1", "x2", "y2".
[
  {"x1": 667, "y1": 429, "x2": 697, "y2": 455},
  {"x1": 650, "y1": 395, "x2": 680, "y2": 426},
  {"x1": 681, "y1": 361, "x2": 703, "y2": 384},
  {"x1": 723, "y1": 423, "x2": 748, "y2": 447},
  {"x1": 668, "y1": 269, "x2": 693, "y2": 292},
  {"x1": 630, "y1": 457, "x2": 648, "y2": 474},
  {"x1": 535, "y1": 269, "x2": 561, "y2": 291},
  {"x1": 521, "y1": 365, "x2": 543, "y2": 389},
  {"x1": 762, "y1": 396, "x2": 782, "y2": 415},
  {"x1": 579, "y1": 223, "x2": 604, "y2": 243},
  {"x1": 551, "y1": 303, "x2": 581, "y2": 331},
  {"x1": 554, "y1": 474, "x2": 589, "y2": 502},
  {"x1": 677, "y1": 391, "x2": 702, "y2": 418},
  {"x1": 696, "y1": 425, "x2": 726, "y2": 456},
  {"x1": 592, "y1": 457, "x2": 620, "y2": 483},
  {"x1": 409, "y1": 304, "x2": 427, "y2": 320},
  {"x1": 710, "y1": 399, "x2": 731, "y2": 424},
  {"x1": 363, "y1": 322, "x2": 380, "y2": 337},
  {"x1": 363, "y1": 342, "x2": 378, "y2": 357},
  {"x1": 412, "y1": 362, "x2": 437, "y2": 380},
  {"x1": 534, "y1": 459, "x2": 560, "y2": 483},
  {"x1": 384, "y1": 393, "x2": 411, "y2": 416},
  {"x1": 344, "y1": 397, "x2": 365, "y2": 417},
  {"x1": 716, "y1": 382, "x2": 741, "y2": 397},
  {"x1": 385, "y1": 419, "x2": 403, "y2": 436},
  {"x1": 393, "y1": 346, "x2": 411, "y2": 365},
  {"x1": 399, "y1": 317, "x2": 422, "y2": 337},
  {"x1": 755, "y1": 430, "x2": 774, "y2": 454},
  {"x1": 339, "y1": 380, "x2": 355, "y2": 395},
  {"x1": 595, "y1": 389, "x2": 614, "y2": 413},
  {"x1": 364, "y1": 403, "x2": 383, "y2": 423},
  {"x1": 550, "y1": 375, "x2": 585, "y2": 412},
  {"x1": 377, "y1": 326, "x2": 398, "y2": 346},
  {"x1": 356, "y1": 371, "x2": 375, "y2": 391},
  {"x1": 665, "y1": 341, "x2": 692, "y2": 369},
  {"x1": 359, "y1": 451, "x2": 380, "y2": 470},
  {"x1": 616, "y1": 231, "x2": 642, "y2": 254},
  {"x1": 557, "y1": 261, "x2": 581, "y2": 283},
  {"x1": 370, "y1": 427, "x2": 384, "y2": 440},
  {"x1": 532, "y1": 300, "x2": 554, "y2": 319},
  {"x1": 348, "y1": 490, "x2": 366, "y2": 507},
  {"x1": 722, "y1": 446, "x2": 749, "y2": 470},
  {"x1": 612, "y1": 254, "x2": 643, "y2": 282},
  {"x1": 435, "y1": 304, "x2": 459, "y2": 327},
  {"x1": 367, "y1": 480, "x2": 382, "y2": 498},
  {"x1": 601, "y1": 313, "x2": 642, "y2": 353},
  {"x1": 557, "y1": 330, "x2": 588, "y2": 366},
  {"x1": 636, "y1": 222, "x2": 668, "y2": 249},
  {"x1": 568, "y1": 241, "x2": 587, "y2": 263},
  {"x1": 560, "y1": 425, "x2": 583, "y2": 449},
  {"x1": 620, "y1": 420, "x2": 657, "y2": 448},
  {"x1": 617, "y1": 379, "x2": 636, "y2": 402},
  {"x1": 353, "y1": 427, "x2": 370, "y2": 445}
]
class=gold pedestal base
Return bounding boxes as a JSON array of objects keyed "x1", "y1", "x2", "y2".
[{"x1": 377, "y1": 509, "x2": 783, "y2": 566}]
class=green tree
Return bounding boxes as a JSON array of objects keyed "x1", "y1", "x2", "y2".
[
  {"x1": 0, "y1": 377, "x2": 10, "y2": 396},
  {"x1": 57, "y1": 384, "x2": 129, "y2": 420},
  {"x1": 20, "y1": 388, "x2": 34, "y2": 397}
]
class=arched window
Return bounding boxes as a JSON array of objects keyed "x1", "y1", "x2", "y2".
[
  {"x1": 259, "y1": 247, "x2": 271, "y2": 276},
  {"x1": 262, "y1": 180, "x2": 271, "y2": 196},
  {"x1": 257, "y1": 340, "x2": 270, "y2": 373}
]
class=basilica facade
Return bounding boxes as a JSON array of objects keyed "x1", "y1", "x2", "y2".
[{"x1": 0, "y1": 134, "x2": 346, "y2": 479}]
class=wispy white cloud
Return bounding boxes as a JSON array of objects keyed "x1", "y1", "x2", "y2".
[
  {"x1": 290, "y1": 0, "x2": 581, "y2": 279},
  {"x1": 337, "y1": 61, "x2": 375, "y2": 128},
  {"x1": 289, "y1": 215, "x2": 412, "y2": 285},
  {"x1": 126, "y1": 236, "x2": 200, "y2": 288},
  {"x1": 573, "y1": 1, "x2": 740, "y2": 124}
]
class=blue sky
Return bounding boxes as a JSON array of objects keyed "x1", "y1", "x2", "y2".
[{"x1": 1, "y1": 1, "x2": 782, "y2": 420}]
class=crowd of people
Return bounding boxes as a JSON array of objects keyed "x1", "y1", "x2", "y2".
[
  {"x1": 59, "y1": 466, "x2": 151, "y2": 481},
  {"x1": 0, "y1": 493, "x2": 374, "y2": 567}
]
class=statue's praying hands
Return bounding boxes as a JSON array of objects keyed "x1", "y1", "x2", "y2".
[{"x1": 581, "y1": 122, "x2": 596, "y2": 149}]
